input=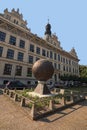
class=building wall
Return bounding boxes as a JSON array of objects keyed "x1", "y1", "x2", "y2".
[{"x1": 0, "y1": 9, "x2": 79, "y2": 85}]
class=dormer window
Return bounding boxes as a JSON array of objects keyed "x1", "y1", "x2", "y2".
[
  {"x1": 16, "y1": 21, "x2": 18, "y2": 24},
  {"x1": 14, "y1": 19, "x2": 18, "y2": 25},
  {"x1": 3, "y1": 9, "x2": 28, "y2": 29},
  {"x1": 6, "y1": 15, "x2": 11, "y2": 20},
  {"x1": 14, "y1": 19, "x2": 16, "y2": 23}
]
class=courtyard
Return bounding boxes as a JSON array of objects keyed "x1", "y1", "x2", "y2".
[{"x1": 0, "y1": 89, "x2": 87, "y2": 130}]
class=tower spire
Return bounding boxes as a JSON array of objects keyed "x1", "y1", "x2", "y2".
[
  {"x1": 44, "y1": 20, "x2": 51, "y2": 36},
  {"x1": 48, "y1": 18, "x2": 49, "y2": 23}
]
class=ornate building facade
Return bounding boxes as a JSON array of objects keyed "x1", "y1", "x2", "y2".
[{"x1": 0, "y1": 9, "x2": 79, "y2": 85}]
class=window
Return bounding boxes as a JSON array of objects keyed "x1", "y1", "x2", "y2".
[
  {"x1": 15, "y1": 65, "x2": 22, "y2": 76},
  {"x1": 18, "y1": 52, "x2": 24, "y2": 61},
  {"x1": 42, "y1": 49, "x2": 46, "y2": 56},
  {"x1": 14, "y1": 19, "x2": 16, "y2": 23},
  {"x1": 69, "y1": 60, "x2": 71, "y2": 65},
  {"x1": 30, "y1": 44, "x2": 34, "y2": 52},
  {"x1": 3, "y1": 64, "x2": 12, "y2": 75},
  {"x1": 58, "y1": 64, "x2": 60, "y2": 70},
  {"x1": 54, "y1": 63, "x2": 57, "y2": 69},
  {"x1": 50, "y1": 51, "x2": 53, "y2": 59},
  {"x1": 54, "y1": 53, "x2": 56, "y2": 60},
  {"x1": 27, "y1": 68, "x2": 32, "y2": 77},
  {"x1": 9, "y1": 35, "x2": 16, "y2": 45},
  {"x1": 66, "y1": 66, "x2": 68, "y2": 72},
  {"x1": 7, "y1": 49, "x2": 14, "y2": 59},
  {"x1": 63, "y1": 65, "x2": 65, "y2": 71},
  {"x1": 73, "y1": 68, "x2": 74, "y2": 73},
  {"x1": 29, "y1": 55, "x2": 33, "y2": 64},
  {"x1": 14, "y1": 19, "x2": 18, "y2": 24},
  {"x1": 54, "y1": 74, "x2": 57, "y2": 81},
  {"x1": 6, "y1": 15, "x2": 11, "y2": 20},
  {"x1": 19, "y1": 40, "x2": 25, "y2": 48},
  {"x1": 69, "y1": 67, "x2": 71, "y2": 72},
  {"x1": 47, "y1": 51, "x2": 49, "y2": 57},
  {"x1": 61, "y1": 57, "x2": 62, "y2": 62},
  {"x1": 36, "y1": 47, "x2": 40, "y2": 54},
  {"x1": 58, "y1": 54, "x2": 60, "y2": 61},
  {"x1": 16, "y1": 21, "x2": 18, "y2": 24},
  {"x1": 66, "y1": 59, "x2": 68, "y2": 64},
  {"x1": 63, "y1": 58, "x2": 65, "y2": 63},
  {"x1": 0, "y1": 31, "x2": 6, "y2": 42},
  {"x1": 0, "y1": 46, "x2": 3, "y2": 57}
]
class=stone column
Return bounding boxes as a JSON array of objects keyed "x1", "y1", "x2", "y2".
[
  {"x1": 14, "y1": 94, "x2": 18, "y2": 101},
  {"x1": 49, "y1": 100, "x2": 53, "y2": 110},
  {"x1": 70, "y1": 91, "x2": 74, "y2": 103},
  {"x1": 30, "y1": 103, "x2": 35, "y2": 119},
  {"x1": 20, "y1": 98, "x2": 25, "y2": 107},
  {"x1": 9, "y1": 91, "x2": 13, "y2": 98},
  {"x1": 3, "y1": 88, "x2": 7, "y2": 93},
  {"x1": 60, "y1": 97, "x2": 66, "y2": 105},
  {"x1": 34, "y1": 81, "x2": 51, "y2": 95},
  {"x1": 6, "y1": 89, "x2": 9, "y2": 95}
]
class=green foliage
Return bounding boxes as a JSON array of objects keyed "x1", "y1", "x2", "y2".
[
  {"x1": 60, "y1": 74, "x2": 79, "y2": 81},
  {"x1": 60, "y1": 65, "x2": 87, "y2": 83},
  {"x1": 79, "y1": 65, "x2": 87, "y2": 83},
  {"x1": 54, "y1": 98, "x2": 59, "y2": 104},
  {"x1": 28, "y1": 102, "x2": 32, "y2": 108},
  {"x1": 35, "y1": 102, "x2": 44, "y2": 110},
  {"x1": 79, "y1": 65, "x2": 87, "y2": 78}
]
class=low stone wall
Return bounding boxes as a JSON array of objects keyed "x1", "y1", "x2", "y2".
[{"x1": 3, "y1": 88, "x2": 86, "y2": 120}]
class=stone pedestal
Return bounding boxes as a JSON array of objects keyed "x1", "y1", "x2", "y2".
[{"x1": 34, "y1": 81, "x2": 51, "y2": 95}]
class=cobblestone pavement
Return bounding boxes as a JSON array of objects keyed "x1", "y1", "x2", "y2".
[{"x1": 0, "y1": 92, "x2": 87, "y2": 130}]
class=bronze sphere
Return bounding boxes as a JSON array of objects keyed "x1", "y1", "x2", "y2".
[{"x1": 32, "y1": 59, "x2": 54, "y2": 81}]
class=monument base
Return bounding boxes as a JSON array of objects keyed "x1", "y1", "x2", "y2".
[
  {"x1": 28, "y1": 92, "x2": 55, "y2": 98},
  {"x1": 27, "y1": 81, "x2": 57, "y2": 98},
  {"x1": 34, "y1": 81, "x2": 51, "y2": 95}
]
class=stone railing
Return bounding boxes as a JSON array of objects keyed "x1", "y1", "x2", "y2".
[{"x1": 3, "y1": 88, "x2": 85, "y2": 120}]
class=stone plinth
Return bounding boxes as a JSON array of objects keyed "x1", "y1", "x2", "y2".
[
  {"x1": 30, "y1": 59, "x2": 54, "y2": 97},
  {"x1": 34, "y1": 81, "x2": 51, "y2": 95},
  {"x1": 28, "y1": 91, "x2": 55, "y2": 98}
]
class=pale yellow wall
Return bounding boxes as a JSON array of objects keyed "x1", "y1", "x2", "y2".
[{"x1": 0, "y1": 10, "x2": 79, "y2": 84}]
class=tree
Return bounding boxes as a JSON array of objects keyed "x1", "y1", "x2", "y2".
[{"x1": 79, "y1": 65, "x2": 87, "y2": 78}]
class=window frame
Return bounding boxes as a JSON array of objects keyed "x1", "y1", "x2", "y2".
[
  {"x1": 3, "y1": 64, "x2": 12, "y2": 75},
  {"x1": 36, "y1": 47, "x2": 40, "y2": 54},
  {"x1": 30, "y1": 44, "x2": 34, "y2": 52},
  {"x1": 15, "y1": 65, "x2": 22, "y2": 76},
  {"x1": 19, "y1": 40, "x2": 25, "y2": 48},
  {"x1": 29, "y1": 55, "x2": 33, "y2": 64},
  {"x1": 0, "y1": 31, "x2": 6, "y2": 42},
  {"x1": 0, "y1": 46, "x2": 3, "y2": 57},
  {"x1": 7, "y1": 49, "x2": 14, "y2": 59},
  {"x1": 27, "y1": 68, "x2": 32, "y2": 77},
  {"x1": 9, "y1": 35, "x2": 16, "y2": 45},
  {"x1": 17, "y1": 52, "x2": 24, "y2": 61}
]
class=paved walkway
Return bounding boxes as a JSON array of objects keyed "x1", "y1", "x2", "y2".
[{"x1": 0, "y1": 91, "x2": 87, "y2": 130}]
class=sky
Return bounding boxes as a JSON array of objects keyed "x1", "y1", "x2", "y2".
[{"x1": 0, "y1": 0, "x2": 87, "y2": 65}]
